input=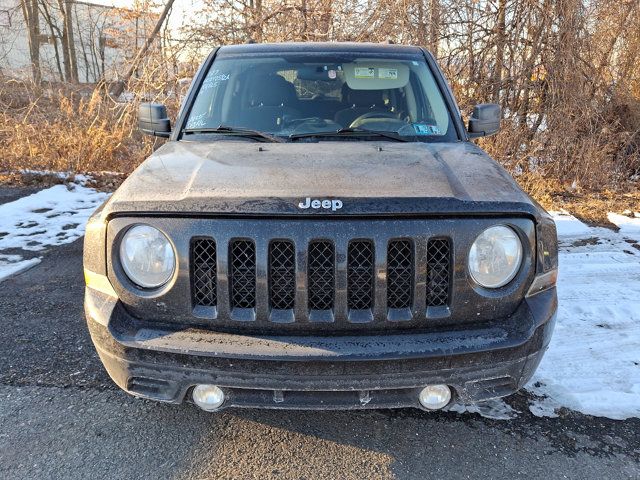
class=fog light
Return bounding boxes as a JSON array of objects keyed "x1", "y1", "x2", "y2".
[
  {"x1": 418, "y1": 385, "x2": 452, "y2": 410},
  {"x1": 192, "y1": 384, "x2": 225, "y2": 411}
]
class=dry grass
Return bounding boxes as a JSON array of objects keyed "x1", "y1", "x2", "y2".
[
  {"x1": 561, "y1": 191, "x2": 640, "y2": 229},
  {"x1": 516, "y1": 171, "x2": 640, "y2": 227},
  {"x1": 0, "y1": 77, "x2": 157, "y2": 175}
]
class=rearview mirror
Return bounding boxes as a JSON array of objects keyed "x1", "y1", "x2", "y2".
[
  {"x1": 138, "y1": 103, "x2": 171, "y2": 138},
  {"x1": 467, "y1": 103, "x2": 501, "y2": 138}
]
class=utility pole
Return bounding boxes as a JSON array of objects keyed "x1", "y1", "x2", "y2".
[{"x1": 110, "y1": 0, "x2": 176, "y2": 98}]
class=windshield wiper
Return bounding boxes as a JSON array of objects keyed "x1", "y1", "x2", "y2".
[
  {"x1": 183, "y1": 125, "x2": 284, "y2": 143},
  {"x1": 289, "y1": 127, "x2": 411, "y2": 142}
]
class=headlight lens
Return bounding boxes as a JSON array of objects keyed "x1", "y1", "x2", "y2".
[
  {"x1": 468, "y1": 226, "x2": 523, "y2": 288},
  {"x1": 119, "y1": 225, "x2": 175, "y2": 288}
]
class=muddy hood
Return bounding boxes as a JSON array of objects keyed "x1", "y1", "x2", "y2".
[{"x1": 103, "y1": 140, "x2": 540, "y2": 218}]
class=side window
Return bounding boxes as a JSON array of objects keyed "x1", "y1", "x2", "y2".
[
  {"x1": 410, "y1": 72, "x2": 435, "y2": 123},
  {"x1": 404, "y1": 81, "x2": 419, "y2": 121},
  {"x1": 414, "y1": 66, "x2": 450, "y2": 132}
]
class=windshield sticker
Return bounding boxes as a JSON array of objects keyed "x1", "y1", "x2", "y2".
[
  {"x1": 201, "y1": 70, "x2": 230, "y2": 90},
  {"x1": 414, "y1": 124, "x2": 441, "y2": 135},
  {"x1": 378, "y1": 68, "x2": 398, "y2": 80},
  {"x1": 354, "y1": 67, "x2": 375, "y2": 79}
]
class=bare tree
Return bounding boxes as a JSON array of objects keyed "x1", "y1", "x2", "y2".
[
  {"x1": 20, "y1": 0, "x2": 41, "y2": 84},
  {"x1": 492, "y1": 0, "x2": 506, "y2": 103},
  {"x1": 110, "y1": 0, "x2": 176, "y2": 98},
  {"x1": 56, "y1": 0, "x2": 79, "y2": 82},
  {"x1": 429, "y1": 0, "x2": 440, "y2": 57}
]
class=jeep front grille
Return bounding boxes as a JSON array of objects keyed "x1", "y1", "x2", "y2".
[
  {"x1": 307, "y1": 241, "x2": 335, "y2": 311},
  {"x1": 387, "y1": 240, "x2": 413, "y2": 309},
  {"x1": 229, "y1": 240, "x2": 256, "y2": 309},
  {"x1": 191, "y1": 238, "x2": 217, "y2": 307},
  {"x1": 426, "y1": 239, "x2": 451, "y2": 307},
  {"x1": 347, "y1": 240, "x2": 375, "y2": 310},
  {"x1": 189, "y1": 228, "x2": 454, "y2": 330},
  {"x1": 269, "y1": 240, "x2": 296, "y2": 310}
]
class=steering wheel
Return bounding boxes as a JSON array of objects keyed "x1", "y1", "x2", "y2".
[{"x1": 349, "y1": 111, "x2": 398, "y2": 128}]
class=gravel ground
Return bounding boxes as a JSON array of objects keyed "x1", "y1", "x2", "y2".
[
  {"x1": 0, "y1": 186, "x2": 41, "y2": 205},
  {"x1": 0, "y1": 186, "x2": 639, "y2": 479}
]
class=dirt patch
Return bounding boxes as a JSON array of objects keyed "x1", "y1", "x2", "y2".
[{"x1": 570, "y1": 237, "x2": 601, "y2": 247}]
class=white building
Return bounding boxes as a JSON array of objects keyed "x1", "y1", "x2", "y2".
[{"x1": 0, "y1": 0, "x2": 159, "y2": 83}]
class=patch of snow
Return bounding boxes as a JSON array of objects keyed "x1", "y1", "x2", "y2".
[
  {"x1": 526, "y1": 213, "x2": 640, "y2": 420},
  {"x1": 0, "y1": 182, "x2": 109, "y2": 282},
  {"x1": 0, "y1": 254, "x2": 41, "y2": 281},
  {"x1": 0, "y1": 184, "x2": 109, "y2": 252},
  {"x1": 17, "y1": 169, "x2": 68, "y2": 179},
  {"x1": 549, "y1": 210, "x2": 592, "y2": 237},
  {"x1": 448, "y1": 399, "x2": 519, "y2": 420},
  {"x1": 12, "y1": 169, "x2": 92, "y2": 186},
  {"x1": 528, "y1": 394, "x2": 560, "y2": 418}
]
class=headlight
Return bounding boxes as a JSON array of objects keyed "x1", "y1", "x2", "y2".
[
  {"x1": 468, "y1": 225, "x2": 523, "y2": 288},
  {"x1": 119, "y1": 225, "x2": 175, "y2": 288}
]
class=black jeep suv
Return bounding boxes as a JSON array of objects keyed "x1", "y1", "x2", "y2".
[{"x1": 84, "y1": 42, "x2": 558, "y2": 411}]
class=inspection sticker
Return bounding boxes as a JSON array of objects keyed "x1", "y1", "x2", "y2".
[
  {"x1": 355, "y1": 67, "x2": 375, "y2": 78},
  {"x1": 414, "y1": 124, "x2": 441, "y2": 135},
  {"x1": 378, "y1": 68, "x2": 398, "y2": 79}
]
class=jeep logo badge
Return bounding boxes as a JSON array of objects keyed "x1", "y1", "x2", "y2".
[{"x1": 298, "y1": 197, "x2": 343, "y2": 211}]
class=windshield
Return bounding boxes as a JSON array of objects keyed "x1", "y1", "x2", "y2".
[{"x1": 183, "y1": 52, "x2": 457, "y2": 141}]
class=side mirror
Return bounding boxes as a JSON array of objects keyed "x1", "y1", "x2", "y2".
[
  {"x1": 467, "y1": 103, "x2": 501, "y2": 138},
  {"x1": 138, "y1": 103, "x2": 171, "y2": 138}
]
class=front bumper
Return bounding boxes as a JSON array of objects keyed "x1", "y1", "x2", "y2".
[{"x1": 85, "y1": 287, "x2": 557, "y2": 410}]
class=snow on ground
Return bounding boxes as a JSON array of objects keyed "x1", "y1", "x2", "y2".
[
  {"x1": 0, "y1": 182, "x2": 109, "y2": 281},
  {"x1": 526, "y1": 211, "x2": 640, "y2": 420},
  {"x1": 449, "y1": 398, "x2": 519, "y2": 420}
]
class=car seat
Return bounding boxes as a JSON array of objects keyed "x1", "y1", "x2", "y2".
[{"x1": 236, "y1": 74, "x2": 301, "y2": 131}]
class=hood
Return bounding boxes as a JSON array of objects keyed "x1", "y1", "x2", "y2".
[{"x1": 102, "y1": 140, "x2": 538, "y2": 218}]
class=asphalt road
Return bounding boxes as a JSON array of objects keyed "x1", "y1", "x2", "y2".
[{"x1": 0, "y1": 187, "x2": 639, "y2": 480}]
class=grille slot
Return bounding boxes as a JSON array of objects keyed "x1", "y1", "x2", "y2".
[
  {"x1": 308, "y1": 241, "x2": 335, "y2": 311},
  {"x1": 229, "y1": 240, "x2": 256, "y2": 309},
  {"x1": 347, "y1": 240, "x2": 375, "y2": 310},
  {"x1": 269, "y1": 241, "x2": 296, "y2": 310},
  {"x1": 387, "y1": 240, "x2": 413, "y2": 309},
  {"x1": 426, "y1": 238, "x2": 451, "y2": 307},
  {"x1": 191, "y1": 238, "x2": 217, "y2": 307}
]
